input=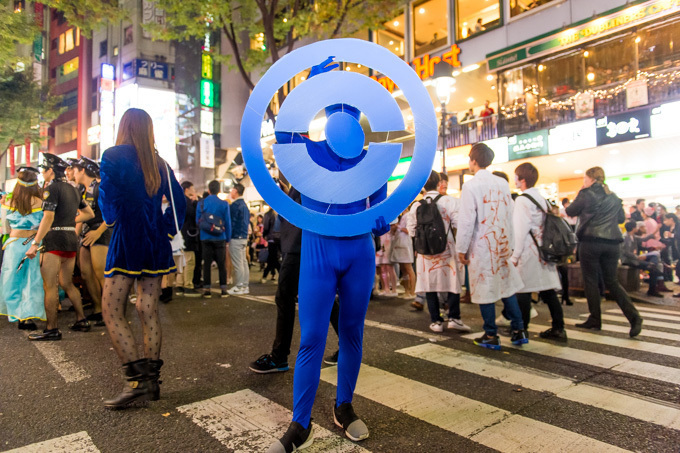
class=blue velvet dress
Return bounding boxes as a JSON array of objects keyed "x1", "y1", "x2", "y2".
[
  {"x1": 99, "y1": 144, "x2": 186, "y2": 278},
  {"x1": 0, "y1": 207, "x2": 45, "y2": 322}
]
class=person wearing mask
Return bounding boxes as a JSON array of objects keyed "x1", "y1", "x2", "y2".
[
  {"x1": 456, "y1": 144, "x2": 526, "y2": 350},
  {"x1": 26, "y1": 154, "x2": 94, "y2": 341},
  {"x1": 511, "y1": 163, "x2": 566, "y2": 341},
  {"x1": 0, "y1": 167, "x2": 45, "y2": 330},
  {"x1": 178, "y1": 181, "x2": 200, "y2": 297},
  {"x1": 565, "y1": 167, "x2": 643, "y2": 337},
  {"x1": 197, "y1": 180, "x2": 231, "y2": 298},
  {"x1": 73, "y1": 156, "x2": 110, "y2": 326},
  {"x1": 228, "y1": 183, "x2": 251, "y2": 295},
  {"x1": 407, "y1": 171, "x2": 470, "y2": 333},
  {"x1": 98, "y1": 107, "x2": 185, "y2": 408}
]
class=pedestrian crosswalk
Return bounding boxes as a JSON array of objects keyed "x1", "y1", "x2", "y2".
[{"x1": 3, "y1": 299, "x2": 680, "y2": 452}]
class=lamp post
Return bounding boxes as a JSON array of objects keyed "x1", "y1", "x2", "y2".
[{"x1": 433, "y1": 63, "x2": 455, "y2": 174}]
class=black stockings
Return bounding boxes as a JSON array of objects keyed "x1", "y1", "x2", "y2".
[{"x1": 102, "y1": 275, "x2": 163, "y2": 364}]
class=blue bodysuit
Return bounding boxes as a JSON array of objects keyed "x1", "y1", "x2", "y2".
[{"x1": 276, "y1": 111, "x2": 387, "y2": 428}]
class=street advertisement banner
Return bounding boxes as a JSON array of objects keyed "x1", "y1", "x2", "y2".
[
  {"x1": 595, "y1": 109, "x2": 651, "y2": 146},
  {"x1": 548, "y1": 119, "x2": 597, "y2": 155},
  {"x1": 508, "y1": 130, "x2": 549, "y2": 161}
]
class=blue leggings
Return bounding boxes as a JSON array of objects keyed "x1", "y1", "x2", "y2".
[{"x1": 292, "y1": 231, "x2": 375, "y2": 428}]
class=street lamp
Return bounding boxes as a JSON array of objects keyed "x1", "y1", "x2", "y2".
[{"x1": 433, "y1": 63, "x2": 455, "y2": 173}]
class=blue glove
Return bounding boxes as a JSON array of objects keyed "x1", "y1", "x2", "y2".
[
  {"x1": 308, "y1": 56, "x2": 339, "y2": 79},
  {"x1": 371, "y1": 216, "x2": 390, "y2": 237}
]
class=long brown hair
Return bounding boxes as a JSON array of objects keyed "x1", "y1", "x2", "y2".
[
  {"x1": 115, "y1": 108, "x2": 161, "y2": 197},
  {"x1": 11, "y1": 169, "x2": 42, "y2": 215},
  {"x1": 585, "y1": 166, "x2": 612, "y2": 194}
]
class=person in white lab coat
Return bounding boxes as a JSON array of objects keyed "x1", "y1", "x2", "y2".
[
  {"x1": 407, "y1": 171, "x2": 470, "y2": 333},
  {"x1": 456, "y1": 143, "x2": 526, "y2": 350},
  {"x1": 511, "y1": 163, "x2": 566, "y2": 342}
]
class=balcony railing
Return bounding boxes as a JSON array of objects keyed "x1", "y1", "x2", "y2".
[{"x1": 443, "y1": 115, "x2": 497, "y2": 149}]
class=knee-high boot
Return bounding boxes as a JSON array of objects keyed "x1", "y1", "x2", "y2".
[{"x1": 103, "y1": 358, "x2": 154, "y2": 409}]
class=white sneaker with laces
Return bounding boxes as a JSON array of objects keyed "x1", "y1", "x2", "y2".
[
  {"x1": 429, "y1": 322, "x2": 444, "y2": 333},
  {"x1": 227, "y1": 286, "x2": 249, "y2": 295},
  {"x1": 447, "y1": 319, "x2": 471, "y2": 332}
]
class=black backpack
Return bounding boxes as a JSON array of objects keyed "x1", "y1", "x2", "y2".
[
  {"x1": 520, "y1": 194, "x2": 577, "y2": 264},
  {"x1": 198, "y1": 199, "x2": 226, "y2": 236},
  {"x1": 414, "y1": 194, "x2": 449, "y2": 256}
]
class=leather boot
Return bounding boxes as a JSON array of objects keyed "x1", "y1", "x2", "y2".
[
  {"x1": 103, "y1": 358, "x2": 154, "y2": 409},
  {"x1": 149, "y1": 359, "x2": 164, "y2": 401}
]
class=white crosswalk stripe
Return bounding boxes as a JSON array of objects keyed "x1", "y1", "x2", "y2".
[
  {"x1": 27, "y1": 339, "x2": 90, "y2": 383},
  {"x1": 579, "y1": 313, "x2": 680, "y2": 331},
  {"x1": 396, "y1": 343, "x2": 680, "y2": 431},
  {"x1": 4, "y1": 431, "x2": 100, "y2": 452},
  {"x1": 636, "y1": 306, "x2": 680, "y2": 316},
  {"x1": 320, "y1": 364, "x2": 630, "y2": 452},
  {"x1": 563, "y1": 318, "x2": 680, "y2": 342},
  {"x1": 607, "y1": 308, "x2": 680, "y2": 322},
  {"x1": 461, "y1": 332, "x2": 680, "y2": 385},
  {"x1": 527, "y1": 323, "x2": 680, "y2": 358},
  {"x1": 176, "y1": 389, "x2": 369, "y2": 453}
]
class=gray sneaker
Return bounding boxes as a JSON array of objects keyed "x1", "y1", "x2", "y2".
[
  {"x1": 333, "y1": 402, "x2": 369, "y2": 442},
  {"x1": 267, "y1": 421, "x2": 314, "y2": 452}
]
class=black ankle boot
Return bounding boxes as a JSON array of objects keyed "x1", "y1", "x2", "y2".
[
  {"x1": 149, "y1": 359, "x2": 164, "y2": 401},
  {"x1": 160, "y1": 287, "x2": 173, "y2": 303},
  {"x1": 104, "y1": 358, "x2": 154, "y2": 409}
]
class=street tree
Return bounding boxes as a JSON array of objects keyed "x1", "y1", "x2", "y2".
[
  {"x1": 146, "y1": 0, "x2": 400, "y2": 120},
  {"x1": 0, "y1": 0, "x2": 38, "y2": 71}
]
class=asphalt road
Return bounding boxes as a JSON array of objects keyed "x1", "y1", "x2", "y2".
[{"x1": 2, "y1": 272, "x2": 680, "y2": 452}]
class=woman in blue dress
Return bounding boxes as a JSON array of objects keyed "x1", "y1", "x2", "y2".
[
  {"x1": 98, "y1": 108, "x2": 185, "y2": 409},
  {"x1": 0, "y1": 167, "x2": 45, "y2": 330}
]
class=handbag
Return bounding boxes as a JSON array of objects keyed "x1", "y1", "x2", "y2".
[{"x1": 164, "y1": 161, "x2": 186, "y2": 269}]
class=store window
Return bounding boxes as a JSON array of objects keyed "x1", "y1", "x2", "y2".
[
  {"x1": 375, "y1": 12, "x2": 405, "y2": 58},
  {"x1": 455, "y1": 0, "x2": 501, "y2": 41},
  {"x1": 413, "y1": 0, "x2": 448, "y2": 56},
  {"x1": 583, "y1": 33, "x2": 635, "y2": 86},
  {"x1": 509, "y1": 0, "x2": 560, "y2": 19},
  {"x1": 55, "y1": 120, "x2": 78, "y2": 146},
  {"x1": 637, "y1": 20, "x2": 680, "y2": 73},
  {"x1": 537, "y1": 50, "x2": 581, "y2": 99}
]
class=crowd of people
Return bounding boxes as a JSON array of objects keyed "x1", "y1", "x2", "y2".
[{"x1": 0, "y1": 106, "x2": 667, "y2": 449}]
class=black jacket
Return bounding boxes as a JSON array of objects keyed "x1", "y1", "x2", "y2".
[
  {"x1": 280, "y1": 188, "x2": 302, "y2": 255},
  {"x1": 565, "y1": 183, "x2": 625, "y2": 243},
  {"x1": 263, "y1": 209, "x2": 279, "y2": 241},
  {"x1": 182, "y1": 196, "x2": 200, "y2": 251}
]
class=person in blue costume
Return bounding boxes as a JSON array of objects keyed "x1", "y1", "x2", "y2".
[
  {"x1": 0, "y1": 167, "x2": 45, "y2": 330},
  {"x1": 98, "y1": 108, "x2": 186, "y2": 409},
  {"x1": 268, "y1": 57, "x2": 391, "y2": 453}
]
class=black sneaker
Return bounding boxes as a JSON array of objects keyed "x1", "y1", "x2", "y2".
[
  {"x1": 511, "y1": 329, "x2": 529, "y2": 345},
  {"x1": 474, "y1": 333, "x2": 501, "y2": 350},
  {"x1": 87, "y1": 312, "x2": 106, "y2": 327},
  {"x1": 267, "y1": 421, "x2": 314, "y2": 453},
  {"x1": 539, "y1": 327, "x2": 567, "y2": 342},
  {"x1": 28, "y1": 328, "x2": 62, "y2": 341},
  {"x1": 176, "y1": 287, "x2": 185, "y2": 296},
  {"x1": 630, "y1": 317, "x2": 643, "y2": 338},
  {"x1": 333, "y1": 402, "x2": 369, "y2": 441},
  {"x1": 249, "y1": 354, "x2": 289, "y2": 374},
  {"x1": 69, "y1": 318, "x2": 91, "y2": 332},
  {"x1": 221, "y1": 289, "x2": 229, "y2": 298},
  {"x1": 184, "y1": 288, "x2": 201, "y2": 298},
  {"x1": 17, "y1": 320, "x2": 37, "y2": 330},
  {"x1": 160, "y1": 287, "x2": 173, "y2": 303},
  {"x1": 323, "y1": 350, "x2": 339, "y2": 365},
  {"x1": 575, "y1": 318, "x2": 601, "y2": 330},
  {"x1": 202, "y1": 289, "x2": 212, "y2": 299}
]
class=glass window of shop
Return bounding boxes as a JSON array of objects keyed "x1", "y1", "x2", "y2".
[
  {"x1": 508, "y1": 0, "x2": 560, "y2": 19},
  {"x1": 413, "y1": 0, "x2": 448, "y2": 56},
  {"x1": 375, "y1": 12, "x2": 405, "y2": 58},
  {"x1": 455, "y1": 0, "x2": 501, "y2": 41},
  {"x1": 537, "y1": 50, "x2": 582, "y2": 99},
  {"x1": 583, "y1": 33, "x2": 635, "y2": 87},
  {"x1": 637, "y1": 20, "x2": 680, "y2": 73},
  {"x1": 55, "y1": 120, "x2": 78, "y2": 146}
]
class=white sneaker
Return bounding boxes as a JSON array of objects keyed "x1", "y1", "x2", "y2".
[
  {"x1": 241, "y1": 286, "x2": 250, "y2": 294},
  {"x1": 530, "y1": 307, "x2": 539, "y2": 318},
  {"x1": 495, "y1": 315, "x2": 511, "y2": 327},
  {"x1": 260, "y1": 278, "x2": 267, "y2": 284},
  {"x1": 429, "y1": 322, "x2": 444, "y2": 333},
  {"x1": 227, "y1": 286, "x2": 249, "y2": 295},
  {"x1": 447, "y1": 319, "x2": 471, "y2": 332}
]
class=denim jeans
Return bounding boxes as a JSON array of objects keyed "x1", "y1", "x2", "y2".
[
  {"x1": 425, "y1": 292, "x2": 460, "y2": 323},
  {"x1": 479, "y1": 296, "x2": 523, "y2": 336},
  {"x1": 229, "y1": 238, "x2": 249, "y2": 288}
]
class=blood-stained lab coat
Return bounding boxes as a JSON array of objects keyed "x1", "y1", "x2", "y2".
[
  {"x1": 510, "y1": 188, "x2": 561, "y2": 293},
  {"x1": 455, "y1": 170, "x2": 523, "y2": 304},
  {"x1": 407, "y1": 191, "x2": 463, "y2": 294}
]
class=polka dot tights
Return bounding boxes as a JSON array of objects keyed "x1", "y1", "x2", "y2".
[{"x1": 102, "y1": 275, "x2": 162, "y2": 364}]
